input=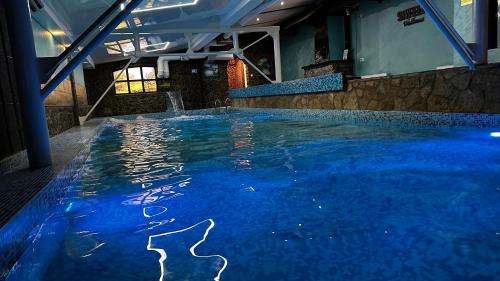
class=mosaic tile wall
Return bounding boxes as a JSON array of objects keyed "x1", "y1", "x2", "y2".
[
  {"x1": 233, "y1": 63, "x2": 500, "y2": 114},
  {"x1": 235, "y1": 108, "x2": 500, "y2": 128},
  {"x1": 229, "y1": 74, "x2": 344, "y2": 98}
]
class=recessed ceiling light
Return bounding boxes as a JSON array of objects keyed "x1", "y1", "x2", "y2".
[
  {"x1": 256, "y1": 17, "x2": 260, "y2": 21},
  {"x1": 280, "y1": 1, "x2": 285, "y2": 5}
]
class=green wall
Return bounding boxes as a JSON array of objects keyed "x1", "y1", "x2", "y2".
[
  {"x1": 32, "y1": 20, "x2": 62, "y2": 57},
  {"x1": 351, "y1": 0, "x2": 454, "y2": 76},
  {"x1": 327, "y1": 16, "x2": 345, "y2": 60},
  {"x1": 280, "y1": 25, "x2": 315, "y2": 81},
  {"x1": 452, "y1": 0, "x2": 473, "y2": 66}
]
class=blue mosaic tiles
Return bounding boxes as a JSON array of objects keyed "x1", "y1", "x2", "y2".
[
  {"x1": 229, "y1": 74, "x2": 344, "y2": 98},
  {"x1": 109, "y1": 108, "x2": 500, "y2": 128},
  {"x1": 234, "y1": 108, "x2": 500, "y2": 128},
  {"x1": 1, "y1": 107, "x2": 499, "y2": 278}
]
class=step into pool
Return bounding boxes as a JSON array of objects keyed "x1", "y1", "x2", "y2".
[{"x1": 3, "y1": 109, "x2": 500, "y2": 281}]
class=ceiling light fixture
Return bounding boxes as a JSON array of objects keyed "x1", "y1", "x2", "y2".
[
  {"x1": 256, "y1": 17, "x2": 260, "y2": 21},
  {"x1": 144, "y1": 42, "x2": 171, "y2": 53},
  {"x1": 132, "y1": 0, "x2": 199, "y2": 13},
  {"x1": 280, "y1": 1, "x2": 284, "y2": 5}
]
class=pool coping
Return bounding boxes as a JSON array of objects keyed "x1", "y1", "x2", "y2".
[{"x1": 231, "y1": 108, "x2": 500, "y2": 128}]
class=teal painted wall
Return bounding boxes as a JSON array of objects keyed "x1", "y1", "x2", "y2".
[
  {"x1": 351, "y1": 0, "x2": 455, "y2": 76},
  {"x1": 280, "y1": 25, "x2": 315, "y2": 81},
  {"x1": 453, "y1": 0, "x2": 473, "y2": 66},
  {"x1": 327, "y1": 16, "x2": 345, "y2": 60},
  {"x1": 32, "y1": 20, "x2": 62, "y2": 57},
  {"x1": 453, "y1": 0, "x2": 500, "y2": 64},
  {"x1": 31, "y1": 19, "x2": 87, "y2": 87}
]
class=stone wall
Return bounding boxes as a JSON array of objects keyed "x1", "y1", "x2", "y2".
[
  {"x1": 45, "y1": 106, "x2": 76, "y2": 137},
  {"x1": 94, "y1": 93, "x2": 169, "y2": 117},
  {"x1": 44, "y1": 77, "x2": 89, "y2": 135},
  {"x1": 85, "y1": 58, "x2": 230, "y2": 116},
  {"x1": 168, "y1": 59, "x2": 206, "y2": 110},
  {"x1": 203, "y1": 61, "x2": 230, "y2": 107},
  {"x1": 233, "y1": 63, "x2": 500, "y2": 114},
  {"x1": 303, "y1": 60, "x2": 353, "y2": 78}
]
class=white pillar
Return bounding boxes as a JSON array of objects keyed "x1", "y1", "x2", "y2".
[
  {"x1": 270, "y1": 29, "x2": 282, "y2": 83},
  {"x1": 232, "y1": 32, "x2": 240, "y2": 52}
]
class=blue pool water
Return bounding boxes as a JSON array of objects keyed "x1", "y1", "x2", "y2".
[{"x1": 7, "y1": 110, "x2": 500, "y2": 281}]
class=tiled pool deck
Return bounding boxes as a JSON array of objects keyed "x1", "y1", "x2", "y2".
[
  {"x1": 0, "y1": 119, "x2": 107, "y2": 225},
  {"x1": 0, "y1": 118, "x2": 108, "y2": 278},
  {"x1": 0, "y1": 108, "x2": 499, "y2": 278}
]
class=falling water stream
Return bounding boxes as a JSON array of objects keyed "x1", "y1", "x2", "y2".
[{"x1": 167, "y1": 91, "x2": 185, "y2": 115}]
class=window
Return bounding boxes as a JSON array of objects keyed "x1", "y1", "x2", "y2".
[{"x1": 114, "y1": 67, "x2": 157, "y2": 94}]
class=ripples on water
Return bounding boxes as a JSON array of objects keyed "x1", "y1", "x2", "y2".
[{"x1": 8, "y1": 112, "x2": 500, "y2": 281}]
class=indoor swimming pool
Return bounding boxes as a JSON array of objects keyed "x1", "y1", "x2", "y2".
[{"x1": 5, "y1": 109, "x2": 500, "y2": 281}]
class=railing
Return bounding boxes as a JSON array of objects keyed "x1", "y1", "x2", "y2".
[{"x1": 224, "y1": 97, "x2": 231, "y2": 112}]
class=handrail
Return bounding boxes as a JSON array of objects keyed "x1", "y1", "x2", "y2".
[{"x1": 224, "y1": 97, "x2": 231, "y2": 112}]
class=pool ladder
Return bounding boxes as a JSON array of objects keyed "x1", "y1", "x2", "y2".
[{"x1": 214, "y1": 98, "x2": 231, "y2": 113}]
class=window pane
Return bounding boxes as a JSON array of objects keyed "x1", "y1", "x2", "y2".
[
  {"x1": 144, "y1": 80, "x2": 157, "y2": 92},
  {"x1": 139, "y1": 38, "x2": 148, "y2": 51},
  {"x1": 142, "y1": 67, "x2": 156, "y2": 79},
  {"x1": 115, "y1": 82, "x2": 129, "y2": 94},
  {"x1": 116, "y1": 21, "x2": 128, "y2": 30},
  {"x1": 129, "y1": 81, "x2": 143, "y2": 93},
  {"x1": 113, "y1": 70, "x2": 127, "y2": 81},
  {"x1": 128, "y1": 67, "x2": 142, "y2": 80},
  {"x1": 106, "y1": 44, "x2": 121, "y2": 55},
  {"x1": 119, "y1": 39, "x2": 135, "y2": 53}
]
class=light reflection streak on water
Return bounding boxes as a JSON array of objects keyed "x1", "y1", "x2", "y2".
[
  {"x1": 143, "y1": 206, "x2": 168, "y2": 218},
  {"x1": 119, "y1": 123, "x2": 184, "y2": 185},
  {"x1": 147, "y1": 219, "x2": 228, "y2": 281},
  {"x1": 115, "y1": 119, "x2": 227, "y2": 280},
  {"x1": 231, "y1": 120, "x2": 255, "y2": 169}
]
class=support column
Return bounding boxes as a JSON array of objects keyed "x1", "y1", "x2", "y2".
[
  {"x1": 270, "y1": 30, "x2": 282, "y2": 83},
  {"x1": 473, "y1": 0, "x2": 488, "y2": 65},
  {"x1": 232, "y1": 32, "x2": 240, "y2": 51},
  {"x1": 3, "y1": 0, "x2": 52, "y2": 168}
]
